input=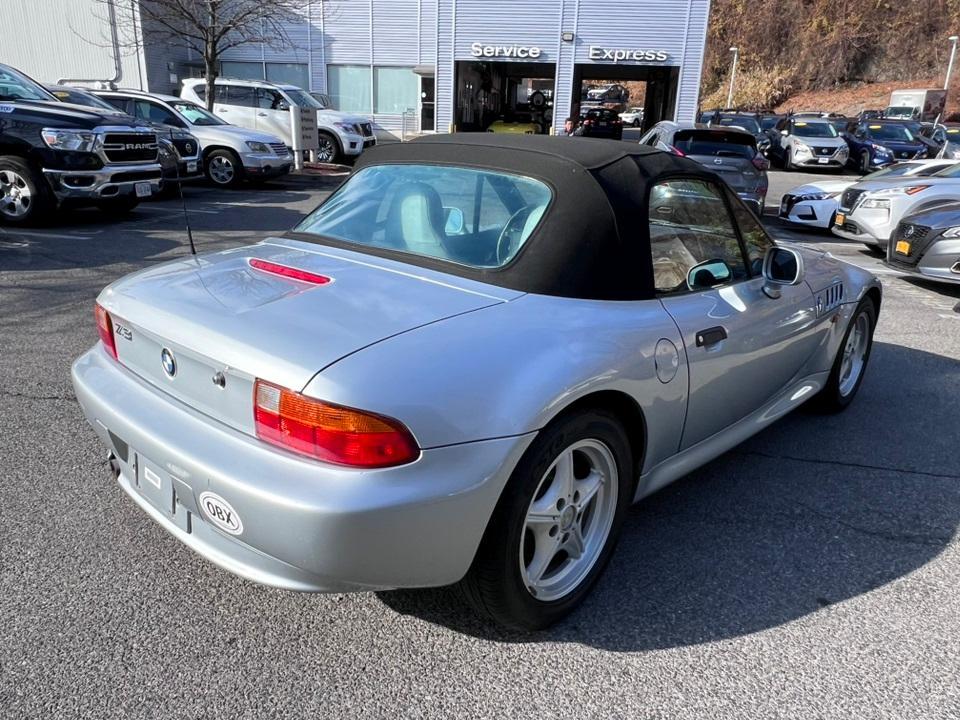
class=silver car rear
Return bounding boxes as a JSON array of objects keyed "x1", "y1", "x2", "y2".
[{"x1": 673, "y1": 128, "x2": 768, "y2": 213}]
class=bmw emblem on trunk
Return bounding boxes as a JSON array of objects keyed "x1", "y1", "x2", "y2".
[{"x1": 161, "y1": 348, "x2": 177, "y2": 378}]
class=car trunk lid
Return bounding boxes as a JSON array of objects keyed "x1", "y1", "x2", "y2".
[
  {"x1": 98, "y1": 239, "x2": 514, "y2": 434},
  {"x1": 674, "y1": 129, "x2": 760, "y2": 192}
]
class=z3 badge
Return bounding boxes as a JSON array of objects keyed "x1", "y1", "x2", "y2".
[
  {"x1": 113, "y1": 322, "x2": 133, "y2": 341},
  {"x1": 199, "y1": 492, "x2": 243, "y2": 535}
]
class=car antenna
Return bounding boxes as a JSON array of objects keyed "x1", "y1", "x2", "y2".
[{"x1": 168, "y1": 128, "x2": 197, "y2": 256}]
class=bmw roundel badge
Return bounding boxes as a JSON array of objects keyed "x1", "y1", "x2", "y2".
[{"x1": 161, "y1": 347, "x2": 177, "y2": 378}]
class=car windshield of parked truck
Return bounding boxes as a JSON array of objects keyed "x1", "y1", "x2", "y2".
[
  {"x1": 284, "y1": 89, "x2": 324, "y2": 109},
  {"x1": 0, "y1": 66, "x2": 57, "y2": 102},
  {"x1": 173, "y1": 103, "x2": 227, "y2": 126},
  {"x1": 294, "y1": 164, "x2": 552, "y2": 268},
  {"x1": 714, "y1": 116, "x2": 761, "y2": 134},
  {"x1": 673, "y1": 130, "x2": 755, "y2": 158},
  {"x1": 865, "y1": 124, "x2": 914, "y2": 141},
  {"x1": 791, "y1": 121, "x2": 838, "y2": 138}
]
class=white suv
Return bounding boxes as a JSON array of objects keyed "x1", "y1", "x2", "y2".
[{"x1": 180, "y1": 78, "x2": 375, "y2": 164}]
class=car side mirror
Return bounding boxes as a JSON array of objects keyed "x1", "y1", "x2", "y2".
[
  {"x1": 443, "y1": 206, "x2": 465, "y2": 235},
  {"x1": 686, "y1": 259, "x2": 733, "y2": 291},
  {"x1": 762, "y1": 246, "x2": 804, "y2": 298},
  {"x1": 278, "y1": 101, "x2": 291, "y2": 111}
]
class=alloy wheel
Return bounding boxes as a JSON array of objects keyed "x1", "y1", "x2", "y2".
[
  {"x1": 209, "y1": 156, "x2": 235, "y2": 185},
  {"x1": 316, "y1": 137, "x2": 336, "y2": 163},
  {"x1": 0, "y1": 169, "x2": 32, "y2": 219},
  {"x1": 520, "y1": 439, "x2": 619, "y2": 602},
  {"x1": 838, "y1": 312, "x2": 870, "y2": 397}
]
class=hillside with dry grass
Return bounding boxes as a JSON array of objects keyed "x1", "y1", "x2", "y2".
[{"x1": 701, "y1": 0, "x2": 960, "y2": 115}]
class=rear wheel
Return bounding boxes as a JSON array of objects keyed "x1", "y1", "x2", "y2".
[
  {"x1": 810, "y1": 297, "x2": 876, "y2": 412},
  {"x1": 0, "y1": 156, "x2": 52, "y2": 226},
  {"x1": 205, "y1": 149, "x2": 243, "y2": 188},
  {"x1": 459, "y1": 409, "x2": 633, "y2": 630}
]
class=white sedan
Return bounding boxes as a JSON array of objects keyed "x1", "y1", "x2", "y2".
[{"x1": 780, "y1": 160, "x2": 958, "y2": 230}]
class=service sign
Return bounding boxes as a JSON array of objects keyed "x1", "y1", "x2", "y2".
[
  {"x1": 290, "y1": 106, "x2": 319, "y2": 152},
  {"x1": 589, "y1": 46, "x2": 670, "y2": 63},
  {"x1": 470, "y1": 42, "x2": 542, "y2": 59}
]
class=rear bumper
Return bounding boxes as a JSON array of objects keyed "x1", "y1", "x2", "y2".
[
  {"x1": 71, "y1": 346, "x2": 533, "y2": 592},
  {"x1": 43, "y1": 163, "x2": 163, "y2": 201}
]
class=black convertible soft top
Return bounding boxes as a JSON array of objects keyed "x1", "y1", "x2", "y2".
[{"x1": 309, "y1": 133, "x2": 726, "y2": 301}]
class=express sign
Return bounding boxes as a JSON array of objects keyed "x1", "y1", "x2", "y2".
[
  {"x1": 589, "y1": 46, "x2": 669, "y2": 63},
  {"x1": 470, "y1": 42, "x2": 543, "y2": 59}
]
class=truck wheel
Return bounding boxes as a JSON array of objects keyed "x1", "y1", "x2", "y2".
[
  {"x1": 205, "y1": 149, "x2": 243, "y2": 188},
  {"x1": 316, "y1": 132, "x2": 342, "y2": 164},
  {"x1": 96, "y1": 196, "x2": 140, "y2": 215},
  {"x1": 0, "y1": 156, "x2": 52, "y2": 226}
]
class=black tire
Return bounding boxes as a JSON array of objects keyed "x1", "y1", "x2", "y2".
[
  {"x1": 809, "y1": 296, "x2": 877, "y2": 413},
  {"x1": 95, "y1": 195, "x2": 140, "y2": 215},
  {"x1": 0, "y1": 155, "x2": 54, "y2": 226},
  {"x1": 205, "y1": 149, "x2": 243, "y2": 188},
  {"x1": 784, "y1": 148, "x2": 794, "y2": 171},
  {"x1": 860, "y1": 151, "x2": 871, "y2": 175},
  {"x1": 459, "y1": 409, "x2": 634, "y2": 631},
  {"x1": 315, "y1": 131, "x2": 342, "y2": 164},
  {"x1": 632, "y1": 119, "x2": 640, "y2": 127}
]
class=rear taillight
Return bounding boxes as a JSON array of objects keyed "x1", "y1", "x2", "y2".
[
  {"x1": 253, "y1": 379, "x2": 420, "y2": 468},
  {"x1": 668, "y1": 145, "x2": 686, "y2": 157},
  {"x1": 94, "y1": 303, "x2": 118, "y2": 360}
]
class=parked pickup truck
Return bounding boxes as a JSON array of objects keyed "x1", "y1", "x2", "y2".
[{"x1": 0, "y1": 63, "x2": 162, "y2": 225}]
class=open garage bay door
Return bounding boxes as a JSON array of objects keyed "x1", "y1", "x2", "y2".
[{"x1": 573, "y1": 64, "x2": 679, "y2": 134}]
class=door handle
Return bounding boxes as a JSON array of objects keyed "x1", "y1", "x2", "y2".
[{"x1": 695, "y1": 326, "x2": 727, "y2": 348}]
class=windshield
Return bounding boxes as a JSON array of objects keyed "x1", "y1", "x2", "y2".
[
  {"x1": 791, "y1": 121, "x2": 838, "y2": 138},
  {"x1": 714, "y1": 116, "x2": 761, "y2": 134},
  {"x1": 864, "y1": 124, "x2": 915, "y2": 141},
  {"x1": 864, "y1": 163, "x2": 927, "y2": 180},
  {"x1": 310, "y1": 92, "x2": 331, "y2": 109},
  {"x1": 885, "y1": 106, "x2": 915, "y2": 117},
  {"x1": 48, "y1": 88, "x2": 118, "y2": 111},
  {"x1": 931, "y1": 162, "x2": 960, "y2": 178},
  {"x1": 285, "y1": 89, "x2": 324, "y2": 109},
  {"x1": 0, "y1": 65, "x2": 57, "y2": 102},
  {"x1": 760, "y1": 116, "x2": 780, "y2": 130},
  {"x1": 172, "y1": 102, "x2": 226, "y2": 126},
  {"x1": 294, "y1": 164, "x2": 552, "y2": 268}
]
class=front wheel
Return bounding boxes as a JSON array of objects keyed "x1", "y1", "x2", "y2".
[
  {"x1": 205, "y1": 149, "x2": 243, "y2": 188},
  {"x1": 860, "y1": 151, "x2": 871, "y2": 175},
  {"x1": 0, "y1": 156, "x2": 53, "y2": 226},
  {"x1": 459, "y1": 410, "x2": 633, "y2": 630},
  {"x1": 315, "y1": 132, "x2": 342, "y2": 164},
  {"x1": 810, "y1": 296, "x2": 876, "y2": 413}
]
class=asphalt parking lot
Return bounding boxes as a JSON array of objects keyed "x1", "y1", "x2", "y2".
[{"x1": 1, "y1": 172, "x2": 959, "y2": 718}]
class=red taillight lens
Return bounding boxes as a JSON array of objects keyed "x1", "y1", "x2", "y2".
[
  {"x1": 248, "y1": 258, "x2": 331, "y2": 285},
  {"x1": 668, "y1": 145, "x2": 686, "y2": 157},
  {"x1": 94, "y1": 303, "x2": 118, "y2": 360},
  {"x1": 253, "y1": 380, "x2": 419, "y2": 468}
]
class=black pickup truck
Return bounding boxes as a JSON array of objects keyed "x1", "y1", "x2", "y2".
[{"x1": 0, "y1": 63, "x2": 163, "y2": 225}]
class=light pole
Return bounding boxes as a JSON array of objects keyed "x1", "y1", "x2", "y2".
[
  {"x1": 726, "y1": 47, "x2": 739, "y2": 109},
  {"x1": 945, "y1": 35, "x2": 959, "y2": 91}
]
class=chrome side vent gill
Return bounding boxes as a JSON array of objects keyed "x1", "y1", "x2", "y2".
[{"x1": 816, "y1": 282, "x2": 845, "y2": 316}]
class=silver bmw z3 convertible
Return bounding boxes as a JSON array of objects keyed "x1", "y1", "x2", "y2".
[{"x1": 73, "y1": 134, "x2": 881, "y2": 630}]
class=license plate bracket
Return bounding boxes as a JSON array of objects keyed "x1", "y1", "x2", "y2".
[
  {"x1": 818, "y1": 157, "x2": 829, "y2": 164},
  {"x1": 895, "y1": 240, "x2": 911, "y2": 255},
  {"x1": 835, "y1": 212, "x2": 846, "y2": 226},
  {"x1": 136, "y1": 455, "x2": 176, "y2": 515},
  {"x1": 135, "y1": 182, "x2": 152, "y2": 198}
]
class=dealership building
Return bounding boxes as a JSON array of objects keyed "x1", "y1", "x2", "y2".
[{"x1": 4, "y1": 0, "x2": 711, "y2": 136}]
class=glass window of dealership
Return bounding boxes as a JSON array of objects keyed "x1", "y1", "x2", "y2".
[{"x1": 210, "y1": 0, "x2": 710, "y2": 135}]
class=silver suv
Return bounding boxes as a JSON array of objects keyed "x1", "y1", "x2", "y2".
[
  {"x1": 640, "y1": 121, "x2": 769, "y2": 215},
  {"x1": 96, "y1": 90, "x2": 292, "y2": 188},
  {"x1": 767, "y1": 117, "x2": 849, "y2": 172}
]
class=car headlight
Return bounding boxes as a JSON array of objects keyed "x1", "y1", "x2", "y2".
[
  {"x1": 246, "y1": 141, "x2": 270, "y2": 153},
  {"x1": 870, "y1": 143, "x2": 892, "y2": 156},
  {"x1": 41, "y1": 128, "x2": 98, "y2": 152},
  {"x1": 333, "y1": 122, "x2": 358, "y2": 134},
  {"x1": 158, "y1": 141, "x2": 174, "y2": 159},
  {"x1": 794, "y1": 142, "x2": 812, "y2": 155},
  {"x1": 836, "y1": 145, "x2": 849, "y2": 156},
  {"x1": 941, "y1": 226, "x2": 960, "y2": 238},
  {"x1": 860, "y1": 197, "x2": 891, "y2": 209},
  {"x1": 798, "y1": 191, "x2": 841, "y2": 201}
]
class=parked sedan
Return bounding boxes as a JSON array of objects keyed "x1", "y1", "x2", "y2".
[
  {"x1": 71, "y1": 135, "x2": 880, "y2": 631},
  {"x1": 640, "y1": 121, "x2": 769, "y2": 214},
  {"x1": 832, "y1": 162, "x2": 960, "y2": 250},
  {"x1": 768, "y1": 117, "x2": 849, "y2": 171},
  {"x1": 886, "y1": 202, "x2": 960, "y2": 285},
  {"x1": 843, "y1": 120, "x2": 928, "y2": 173},
  {"x1": 779, "y1": 159, "x2": 958, "y2": 229}
]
